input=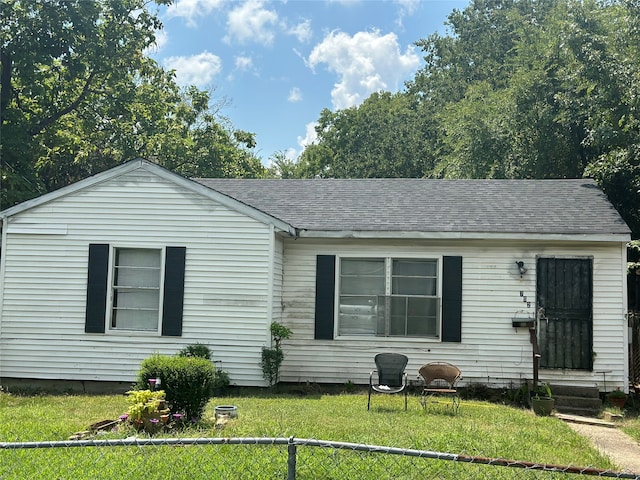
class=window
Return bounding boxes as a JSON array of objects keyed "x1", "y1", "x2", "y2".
[
  {"x1": 85, "y1": 244, "x2": 186, "y2": 336},
  {"x1": 111, "y1": 248, "x2": 162, "y2": 331},
  {"x1": 338, "y1": 257, "x2": 439, "y2": 338}
]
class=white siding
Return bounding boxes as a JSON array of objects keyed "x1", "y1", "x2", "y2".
[
  {"x1": 271, "y1": 235, "x2": 285, "y2": 328},
  {"x1": 279, "y1": 239, "x2": 628, "y2": 391},
  {"x1": 0, "y1": 169, "x2": 274, "y2": 386}
]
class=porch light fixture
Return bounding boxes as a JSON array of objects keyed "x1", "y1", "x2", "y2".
[{"x1": 516, "y1": 261, "x2": 527, "y2": 276}]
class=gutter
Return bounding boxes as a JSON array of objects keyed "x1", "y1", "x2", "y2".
[{"x1": 295, "y1": 229, "x2": 630, "y2": 243}]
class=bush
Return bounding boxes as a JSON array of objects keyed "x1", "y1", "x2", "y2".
[
  {"x1": 177, "y1": 343, "x2": 211, "y2": 360},
  {"x1": 261, "y1": 322, "x2": 292, "y2": 386},
  {"x1": 177, "y1": 343, "x2": 230, "y2": 393},
  {"x1": 137, "y1": 354, "x2": 217, "y2": 420}
]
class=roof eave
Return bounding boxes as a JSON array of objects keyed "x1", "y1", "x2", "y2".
[{"x1": 296, "y1": 229, "x2": 631, "y2": 242}]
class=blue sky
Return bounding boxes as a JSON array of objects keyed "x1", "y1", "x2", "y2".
[{"x1": 148, "y1": 0, "x2": 470, "y2": 165}]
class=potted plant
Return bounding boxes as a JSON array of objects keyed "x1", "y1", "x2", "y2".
[
  {"x1": 531, "y1": 382, "x2": 554, "y2": 416},
  {"x1": 125, "y1": 389, "x2": 170, "y2": 434},
  {"x1": 606, "y1": 389, "x2": 628, "y2": 409}
]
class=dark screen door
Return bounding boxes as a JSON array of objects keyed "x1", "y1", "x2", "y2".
[{"x1": 536, "y1": 257, "x2": 593, "y2": 370}]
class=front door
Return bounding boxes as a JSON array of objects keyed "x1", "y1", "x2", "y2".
[{"x1": 536, "y1": 257, "x2": 593, "y2": 370}]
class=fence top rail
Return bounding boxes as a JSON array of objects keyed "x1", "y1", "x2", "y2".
[
  {"x1": 1, "y1": 436, "x2": 638, "y2": 479},
  {"x1": 0, "y1": 437, "x2": 291, "y2": 449}
]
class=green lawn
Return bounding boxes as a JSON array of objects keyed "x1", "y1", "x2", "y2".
[
  {"x1": 622, "y1": 412, "x2": 640, "y2": 443},
  {"x1": 0, "y1": 391, "x2": 617, "y2": 479}
]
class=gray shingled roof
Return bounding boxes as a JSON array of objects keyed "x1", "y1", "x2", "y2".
[{"x1": 193, "y1": 178, "x2": 630, "y2": 236}]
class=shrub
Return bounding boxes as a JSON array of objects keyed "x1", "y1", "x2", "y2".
[
  {"x1": 137, "y1": 354, "x2": 217, "y2": 420},
  {"x1": 261, "y1": 321, "x2": 292, "y2": 386},
  {"x1": 177, "y1": 343, "x2": 212, "y2": 360},
  {"x1": 261, "y1": 347, "x2": 284, "y2": 386},
  {"x1": 212, "y1": 368, "x2": 231, "y2": 392},
  {"x1": 177, "y1": 343, "x2": 230, "y2": 393}
]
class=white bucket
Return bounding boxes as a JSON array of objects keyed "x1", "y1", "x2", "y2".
[{"x1": 214, "y1": 405, "x2": 238, "y2": 419}]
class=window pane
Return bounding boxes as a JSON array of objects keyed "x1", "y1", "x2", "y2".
[
  {"x1": 116, "y1": 268, "x2": 161, "y2": 288},
  {"x1": 113, "y1": 289, "x2": 160, "y2": 309},
  {"x1": 112, "y1": 309, "x2": 158, "y2": 331},
  {"x1": 388, "y1": 297, "x2": 406, "y2": 336},
  {"x1": 392, "y1": 278, "x2": 436, "y2": 296},
  {"x1": 341, "y1": 276, "x2": 385, "y2": 295},
  {"x1": 117, "y1": 249, "x2": 161, "y2": 268},
  {"x1": 407, "y1": 298, "x2": 438, "y2": 337},
  {"x1": 341, "y1": 259, "x2": 384, "y2": 276},
  {"x1": 338, "y1": 296, "x2": 378, "y2": 335},
  {"x1": 392, "y1": 259, "x2": 437, "y2": 295},
  {"x1": 341, "y1": 259, "x2": 385, "y2": 295},
  {"x1": 393, "y1": 260, "x2": 437, "y2": 276}
]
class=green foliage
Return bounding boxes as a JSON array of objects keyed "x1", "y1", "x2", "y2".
[
  {"x1": 177, "y1": 343, "x2": 212, "y2": 360},
  {"x1": 260, "y1": 347, "x2": 285, "y2": 387},
  {"x1": 136, "y1": 354, "x2": 217, "y2": 420},
  {"x1": 175, "y1": 344, "x2": 230, "y2": 391},
  {"x1": 532, "y1": 383, "x2": 553, "y2": 399},
  {"x1": 270, "y1": 321, "x2": 292, "y2": 348},
  {"x1": 343, "y1": 380, "x2": 356, "y2": 393},
  {"x1": 261, "y1": 322, "x2": 292, "y2": 386},
  {"x1": 0, "y1": 0, "x2": 265, "y2": 210},
  {"x1": 125, "y1": 389, "x2": 166, "y2": 422},
  {"x1": 295, "y1": 93, "x2": 435, "y2": 179},
  {"x1": 607, "y1": 389, "x2": 627, "y2": 399}
]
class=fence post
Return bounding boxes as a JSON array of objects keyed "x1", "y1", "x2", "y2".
[{"x1": 287, "y1": 436, "x2": 297, "y2": 480}]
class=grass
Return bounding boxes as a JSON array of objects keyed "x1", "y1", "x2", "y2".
[{"x1": 0, "y1": 390, "x2": 618, "y2": 479}]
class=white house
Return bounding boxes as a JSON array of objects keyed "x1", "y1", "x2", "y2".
[{"x1": 0, "y1": 159, "x2": 631, "y2": 392}]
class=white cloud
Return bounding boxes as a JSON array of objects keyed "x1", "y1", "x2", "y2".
[
  {"x1": 394, "y1": 0, "x2": 420, "y2": 28},
  {"x1": 234, "y1": 55, "x2": 254, "y2": 71},
  {"x1": 288, "y1": 87, "x2": 302, "y2": 103},
  {"x1": 307, "y1": 29, "x2": 420, "y2": 110},
  {"x1": 224, "y1": 0, "x2": 279, "y2": 45},
  {"x1": 287, "y1": 19, "x2": 313, "y2": 43},
  {"x1": 166, "y1": 0, "x2": 225, "y2": 27},
  {"x1": 298, "y1": 121, "x2": 318, "y2": 149},
  {"x1": 163, "y1": 52, "x2": 223, "y2": 87}
]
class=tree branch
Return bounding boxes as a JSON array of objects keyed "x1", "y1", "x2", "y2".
[
  {"x1": 1, "y1": 50, "x2": 12, "y2": 123},
  {"x1": 28, "y1": 70, "x2": 97, "y2": 136}
]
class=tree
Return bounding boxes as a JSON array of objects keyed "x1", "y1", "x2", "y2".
[
  {"x1": 296, "y1": 92, "x2": 435, "y2": 178},
  {"x1": 294, "y1": 0, "x2": 639, "y2": 238},
  {"x1": 266, "y1": 151, "x2": 300, "y2": 178},
  {"x1": 0, "y1": 0, "x2": 265, "y2": 209}
]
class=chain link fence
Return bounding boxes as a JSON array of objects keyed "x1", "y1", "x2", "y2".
[{"x1": 2, "y1": 436, "x2": 639, "y2": 479}]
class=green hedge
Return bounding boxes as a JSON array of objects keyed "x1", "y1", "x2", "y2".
[{"x1": 136, "y1": 354, "x2": 217, "y2": 421}]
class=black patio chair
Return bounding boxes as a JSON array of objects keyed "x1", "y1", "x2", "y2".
[{"x1": 367, "y1": 353, "x2": 409, "y2": 411}]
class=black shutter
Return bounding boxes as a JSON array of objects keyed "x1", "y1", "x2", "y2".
[
  {"x1": 314, "y1": 255, "x2": 336, "y2": 340},
  {"x1": 442, "y1": 256, "x2": 462, "y2": 342},
  {"x1": 162, "y1": 246, "x2": 186, "y2": 336},
  {"x1": 85, "y1": 244, "x2": 109, "y2": 333}
]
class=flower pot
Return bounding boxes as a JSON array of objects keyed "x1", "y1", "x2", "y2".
[
  {"x1": 606, "y1": 395, "x2": 627, "y2": 409},
  {"x1": 215, "y1": 405, "x2": 238, "y2": 419},
  {"x1": 531, "y1": 397, "x2": 554, "y2": 416}
]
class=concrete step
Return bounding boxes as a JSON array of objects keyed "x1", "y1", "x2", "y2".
[
  {"x1": 549, "y1": 385, "x2": 602, "y2": 416},
  {"x1": 550, "y1": 384, "x2": 600, "y2": 399},
  {"x1": 554, "y1": 404, "x2": 602, "y2": 416}
]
